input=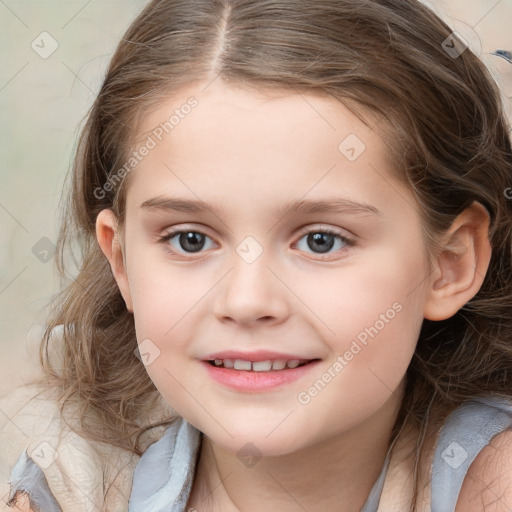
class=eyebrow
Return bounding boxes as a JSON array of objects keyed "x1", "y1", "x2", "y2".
[{"x1": 139, "y1": 195, "x2": 381, "y2": 217}]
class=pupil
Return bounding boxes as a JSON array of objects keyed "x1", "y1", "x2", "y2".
[
  {"x1": 180, "y1": 232, "x2": 205, "y2": 252},
  {"x1": 308, "y1": 233, "x2": 334, "y2": 253}
]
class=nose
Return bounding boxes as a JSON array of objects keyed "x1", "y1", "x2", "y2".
[{"x1": 212, "y1": 248, "x2": 291, "y2": 327}]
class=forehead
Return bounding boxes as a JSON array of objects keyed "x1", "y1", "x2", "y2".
[
  {"x1": 134, "y1": 81, "x2": 381, "y2": 147},
  {"x1": 122, "y1": 80, "x2": 406, "y2": 216}
]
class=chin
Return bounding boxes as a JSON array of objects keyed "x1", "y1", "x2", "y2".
[{"x1": 198, "y1": 420, "x2": 309, "y2": 458}]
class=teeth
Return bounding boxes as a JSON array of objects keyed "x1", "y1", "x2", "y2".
[
  {"x1": 252, "y1": 360, "x2": 272, "y2": 371},
  {"x1": 272, "y1": 359, "x2": 287, "y2": 370},
  {"x1": 234, "y1": 359, "x2": 252, "y2": 370},
  {"x1": 211, "y1": 358, "x2": 311, "y2": 371}
]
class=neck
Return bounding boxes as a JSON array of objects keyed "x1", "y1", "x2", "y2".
[{"x1": 188, "y1": 381, "x2": 405, "y2": 512}]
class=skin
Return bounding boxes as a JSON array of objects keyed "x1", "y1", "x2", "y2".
[{"x1": 96, "y1": 79, "x2": 491, "y2": 511}]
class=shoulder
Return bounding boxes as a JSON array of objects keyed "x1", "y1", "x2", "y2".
[
  {"x1": 0, "y1": 382, "x2": 56, "y2": 483},
  {"x1": 456, "y1": 427, "x2": 512, "y2": 511},
  {"x1": 0, "y1": 383, "x2": 56, "y2": 511},
  {"x1": 0, "y1": 382, "x2": 141, "y2": 511}
]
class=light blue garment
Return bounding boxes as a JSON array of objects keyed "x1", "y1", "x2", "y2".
[
  {"x1": 6, "y1": 450, "x2": 62, "y2": 512},
  {"x1": 127, "y1": 418, "x2": 391, "y2": 512},
  {"x1": 6, "y1": 395, "x2": 512, "y2": 511},
  {"x1": 128, "y1": 417, "x2": 202, "y2": 511},
  {"x1": 430, "y1": 395, "x2": 512, "y2": 512}
]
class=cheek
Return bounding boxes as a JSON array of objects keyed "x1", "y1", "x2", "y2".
[
  {"x1": 301, "y1": 238, "x2": 428, "y2": 344},
  {"x1": 127, "y1": 263, "x2": 203, "y2": 414},
  {"x1": 298, "y1": 242, "x2": 427, "y2": 395},
  {"x1": 125, "y1": 239, "x2": 205, "y2": 335},
  {"x1": 295, "y1": 272, "x2": 425, "y2": 438},
  {"x1": 124, "y1": 243, "x2": 214, "y2": 410}
]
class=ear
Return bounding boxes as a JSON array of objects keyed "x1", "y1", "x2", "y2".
[
  {"x1": 95, "y1": 209, "x2": 133, "y2": 313},
  {"x1": 423, "y1": 201, "x2": 492, "y2": 321}
]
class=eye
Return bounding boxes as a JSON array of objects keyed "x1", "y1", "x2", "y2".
[
  {"x1": 293, "y1": 227, "x2": 355, "y2": 258},
  {"x1": 158, "y1": 226, "x2": 355, "y2": 259},
  {"x1": 158, "y1": 229, "x2": 216, "y2": 255}
]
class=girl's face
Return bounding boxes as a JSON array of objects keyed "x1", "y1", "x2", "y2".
[{"x1": 108, "y1": 80, "x2": 436, "y2": 455}]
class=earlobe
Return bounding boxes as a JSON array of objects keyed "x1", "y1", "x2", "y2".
[
  {"x1": 95, "y1": 209, "x2": 134, "y2": 313},
  {"x1": 423, "y1": 201, "x2": 492, "y2": 321}
]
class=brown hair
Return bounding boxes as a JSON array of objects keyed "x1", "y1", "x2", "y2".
[{"x1": 30, "y1": 0, "x2": 512, "y2": 508}]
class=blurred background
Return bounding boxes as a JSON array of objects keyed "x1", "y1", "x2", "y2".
[
  {"x1": 0, "y1": 1, "x2": 150, "y2": 396},
  {"x1": 0, "y1": 0, "x2": 511, "y2": 397}
]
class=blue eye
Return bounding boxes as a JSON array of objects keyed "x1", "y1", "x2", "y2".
[{"x1": 158, "y1": 227, "x2": 355, "y2": 258}]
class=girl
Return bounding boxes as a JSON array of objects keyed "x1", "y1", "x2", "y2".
[{"x1": 2, "y1": 0, "x2": 512, "y2": 510}]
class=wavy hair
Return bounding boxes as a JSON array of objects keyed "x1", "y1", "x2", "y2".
[{"x1": 30, "y1": 0, "x2": 512, "y2": 509}]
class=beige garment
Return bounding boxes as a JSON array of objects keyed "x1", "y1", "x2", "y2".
[{"x1": 0, "y1": 383, "x2": 176, "y2": 512}]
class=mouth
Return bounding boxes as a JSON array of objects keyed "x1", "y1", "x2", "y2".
[
  {"x1": 205, "y1": 358, "x2": 317, "y2": 371},
  {"x1": 201, "y1": 357, "x2": 322, "y2": 392}
]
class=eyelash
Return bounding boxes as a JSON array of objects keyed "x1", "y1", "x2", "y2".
[{"x1": 157, "y1": 226, "x2": 356, "y2": 260}]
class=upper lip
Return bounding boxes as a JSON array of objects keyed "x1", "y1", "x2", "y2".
[{"x1": 202, "y1": 350, "x2": 318, "y2": 362}]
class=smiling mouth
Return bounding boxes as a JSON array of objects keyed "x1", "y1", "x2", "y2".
[{"x1": 205, "y1": 358, "x2": 319, "y2": 371}]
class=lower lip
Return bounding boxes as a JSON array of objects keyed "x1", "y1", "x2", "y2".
[{"x1": 200, "y1": 360, "x2": 320, "y2": 392}]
